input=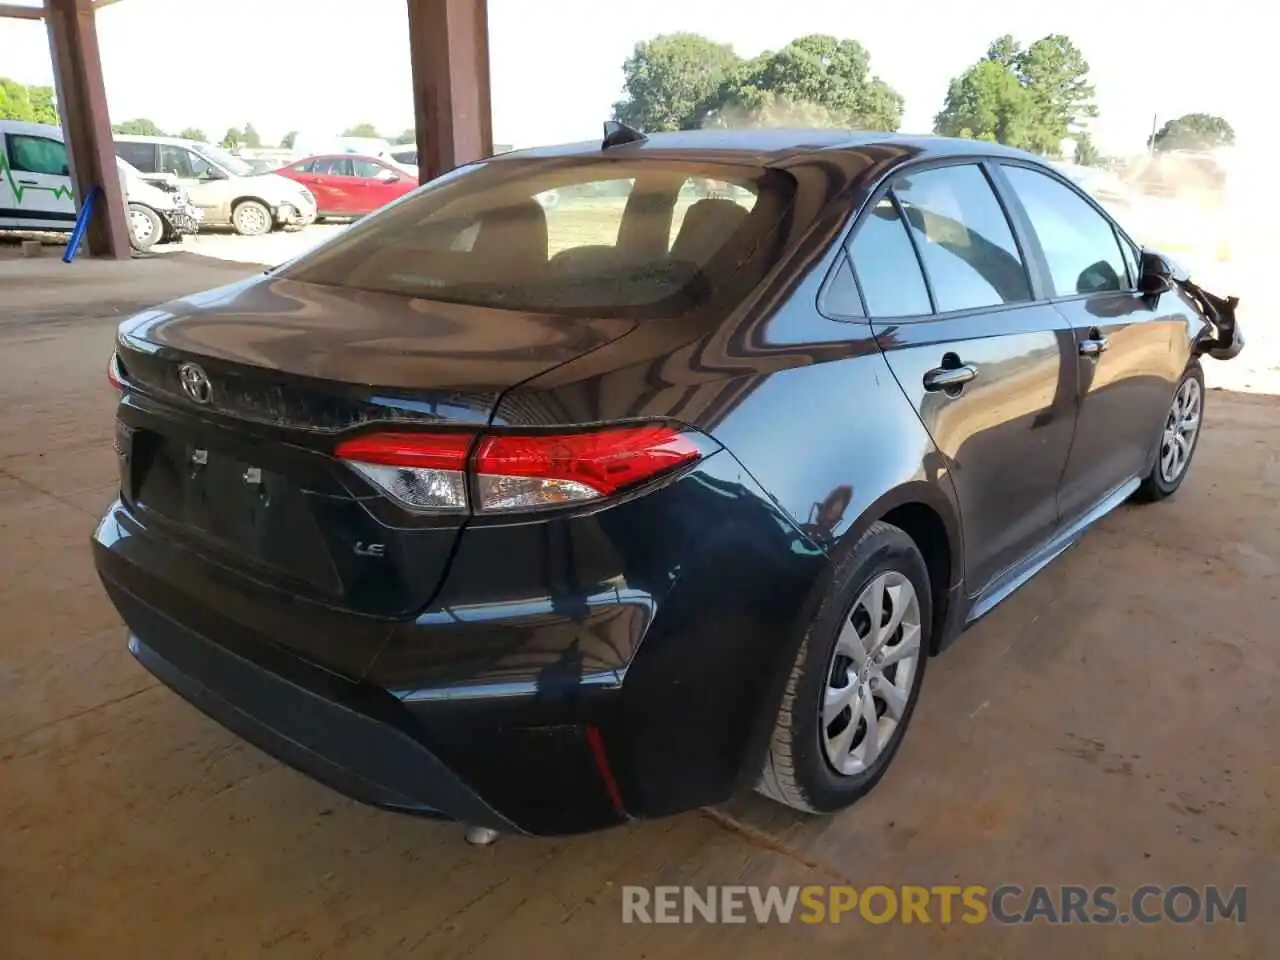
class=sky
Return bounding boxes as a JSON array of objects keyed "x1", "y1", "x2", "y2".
[{"x1": 0, "y1": 0, "x2": 1270, "y2": 155}]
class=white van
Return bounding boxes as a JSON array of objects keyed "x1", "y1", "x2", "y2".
[{"x1": 0, "y1": 119, "x2": 201, "y2": 251}]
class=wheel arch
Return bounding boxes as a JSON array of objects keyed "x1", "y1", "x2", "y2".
[
  {"x1": 834, "y1": 481, "x2": 963, "y2": 653},
  {"x1": 736, "y1": 481, "x2": 964, "y2": 792},
  {"x1": 231, "y1": 195, "x2": 273, "y2": 213}
]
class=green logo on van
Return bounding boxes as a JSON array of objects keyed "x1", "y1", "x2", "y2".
[{"x1": 0, "y1": 154, "x2": 75, "y2": 204}]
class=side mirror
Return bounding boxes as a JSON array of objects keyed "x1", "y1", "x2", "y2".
[{"x1": 1138, "y1": 249, "x2": 1175, "y2": 297}]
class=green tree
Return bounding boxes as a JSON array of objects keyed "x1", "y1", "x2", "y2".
[
  {"x1": 27, "y1": 85, "x2": 57, "y2": 124},
  {"x1": 1149, "y1": 113, "x2": 1235, "y2": 152},
  {"x1": 612, "y1": 33, "x2": 740, "y2": 131},
  {"x1": 710, "y1": 35, "x2": 903, "y2": 130},
  {"x1": 1073, "y1": 132, "x2": 1101, "y2": 166},
  {"x1": 934, "y1": 34, "x2": 1097, "y2": 156},
  {"x1": 933, "y1": 59, "x2": 1036, "y2": 147},
  {"x1": 985, "y1": 34, "x2": 1022, "y2": 68},
  {"x1": 112, "y1": 117, "x2": 165, "y2": 136},
  {"x1": 342, "y1": 122, "x2": 380, "y2": 138},
  {"x1": 280, "y1": 130, "x2": 298, "y2": 149},
  {"x1": 1016, "y1": 34, "x2": 1097, "y2": 153},
  {"x1": 0, "y1": 78, "x2": 36, "y2": 121},
  {"x1": 241, "y1": 122, "x2": 261, "y2": 148},
  {"x1": 737, "y1": 35, "x2": 906, "y2": 131},
  {"x1": 394, "y1": 128, "x2": 416, "y2": 144},
  {"x1": 220, "y1": 127, "x2": 242, "y2": 148},
  {"x1": 178, "y1": 127, "x2": 207, "y2": 142}
]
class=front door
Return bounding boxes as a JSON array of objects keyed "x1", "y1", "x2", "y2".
[
  {"x1": 995, "y1": 163, "x2": 1187, "y2": 527},
  {"x1": 350, "y1": 158, "x2": 409, "y2": 214},
  {"x1": 1, "y1": 132, "x2": 76, "y2": 230},
  {"x1": 851, "y1": 164, "x2": 1079, "y2": 596},
  {"x1": 157, "y1": 144, "x2": 223, "y2": 222}
]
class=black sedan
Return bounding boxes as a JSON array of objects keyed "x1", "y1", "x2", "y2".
[{"x1": 94, "y1": 126, "x2": 1242, "y2": 837}]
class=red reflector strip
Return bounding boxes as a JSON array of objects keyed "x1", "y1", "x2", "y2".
[
  {"x1": 585, "y1": 725, "x2": 628, "y2": 818},
  {"x1": 334, "y1": 431, "x2": 472, "y2": 470},
  {"x1": 107, "y1": 353, "x2": 124, "y2": 391},
  {"x1": 474, "y1": 425, "x2": 700, "y2": 497}
]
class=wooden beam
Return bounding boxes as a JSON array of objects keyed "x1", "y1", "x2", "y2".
[
  {"x1": 45, "y1": 0, "x2": 130, "y2": 258},
  {"x1": 0, "y1": 4, "x2": 46, "y2": 20},
  {"x1": 406, "y1": 0, "x2": 493, "y2": 185}
]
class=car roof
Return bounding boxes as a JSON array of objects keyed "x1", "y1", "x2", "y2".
[
  {"x1": 113, "y1": 135, "x2": 196, "y2": 145},
  {"x1": 496, "y1": 128, "x2": 1046, "y2": 167},
  {"x1": 294, "y1": 153, "x2": 389, "y2": 163},
  {"x1": 0, "y1": 120, "x2": 63, "y2": 139}
]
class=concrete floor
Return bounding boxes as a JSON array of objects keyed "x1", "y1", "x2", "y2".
[{"x1": 1, "y1": 255, "x2": 1277, "y2": 958}]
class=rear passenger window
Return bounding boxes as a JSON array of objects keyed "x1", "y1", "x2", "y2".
[
  {"x1": 1001, "y1": 165, "x2": 1129, "y2": 296},
  {"x1": 847, "y1": 197, "x2": 931, "y2": 317},
  {"x1": 894, "y1": 164, "x2": 1031, "y2": 312}
]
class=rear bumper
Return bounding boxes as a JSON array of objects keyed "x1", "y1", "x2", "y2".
[
  {"x1": 92, "y1": 446, "x2": 826, "y2": 833},
  {"x1": 93, "y1": 503, "x2": 633, "y2": 835},
  {"x1": 115, "y1": 583, "x2": 513, "y2": 831}
]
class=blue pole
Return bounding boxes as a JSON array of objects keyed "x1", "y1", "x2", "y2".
[{"x1": 62, "y1": 186, "x2": 102, "y2": 264}]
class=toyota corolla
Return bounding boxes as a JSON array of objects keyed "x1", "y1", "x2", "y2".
[{"x1": 93, "y1": 126, "x2": 1241, "y2": 837}]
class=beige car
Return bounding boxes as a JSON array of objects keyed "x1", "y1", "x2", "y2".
[{"x1": 114, "y1": 135, "x2": 317, "y2": 235}]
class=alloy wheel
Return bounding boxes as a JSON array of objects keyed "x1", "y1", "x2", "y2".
[
  {"x1": 1160, "y1": 377, "x2": 1202, "y2": 484},
  {"x1": 821, "y1": 570, "x2": 922, "y2": 777}
]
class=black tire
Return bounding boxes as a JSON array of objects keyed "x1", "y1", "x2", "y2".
[
  {"x1": 1134, "y1": 361, "x2": 1205, "y2": 502},
  {"x1": 127, "y1": 203, "x2": 164, "y2": 252},
  {"x1": 757, "y1": 521, "x2": 931, "y2": 814},
  {"x1": 231, "y1": 199, "x2": 272, "y2": 237}
]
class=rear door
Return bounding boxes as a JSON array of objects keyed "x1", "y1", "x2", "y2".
[
  {"x1": 856, "y1": 162, "x2": 1078, "y2": 597},
  {"x1": 351, "y1": 157, "x2": 409, "y2": 213},
  {"x1": 2, "y1": 131, "x2": 76, "y2": 230},
  {"x1": 993, "y1": 162, "x2": 1184, "y2": 527},
  {"x1": 310, "y1": 156, "x2": 358, "y2": 214}
]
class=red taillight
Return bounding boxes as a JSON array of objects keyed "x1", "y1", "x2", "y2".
[
  {"x1": 333, "y1": 432, "x2": 472, "y2": 471},
  {"x1": 334, "y1": 424, "x2": 701, "y2": 514},
  {"x1": 334, "y1": 431, "x2": 472, "y2": 513},
  {"x1": 474, "y1": 425, "x2": 700, "y2": 511},
  {"x1": 107, "y1": 352, "x2": 124, "y2": 391}
]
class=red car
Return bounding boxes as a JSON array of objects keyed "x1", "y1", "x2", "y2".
[{"x1": 277, "y1": 154, "x2": 417, "y2": 218}]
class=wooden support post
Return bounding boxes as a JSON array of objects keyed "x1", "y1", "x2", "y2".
[{"x1": 406, "y1": 0, "x2": 493, "y2": 185}]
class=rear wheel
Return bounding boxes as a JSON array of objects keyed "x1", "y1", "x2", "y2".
[
  {"x1": 231, "y1": 199, "x2": 272, "y2": 237},
  {"x1": 757, "y1": 522, "x2": 930, "y2": 814},
  {"x1": 1135, "y1": 361, "x2": 1204, "y2": 502},
  {"x1": 127, "y1": 203, "x2": 163, "y2": 251}
]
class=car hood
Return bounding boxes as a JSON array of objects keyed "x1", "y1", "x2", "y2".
[
  {"x1": 242, "y1": 172, "x2": 312, "y2": 203},
  {"x1": 117, "y1": 273, "x2": 637, "y2": 395}
]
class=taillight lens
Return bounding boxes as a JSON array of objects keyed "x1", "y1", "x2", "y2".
[
  {"x1": 107, "y1": 352, "x2": 124, "y2": 391},
  {"x1": 334, "y1": 424, "x2": 702, "y2": 514},
  {"x1": 333, "y1": 432, "x2": 472, "y2": 512}
]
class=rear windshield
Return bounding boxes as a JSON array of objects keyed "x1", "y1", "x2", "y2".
[{"x1": 280, "y1": 158, "x2": 796, "y2": 317}]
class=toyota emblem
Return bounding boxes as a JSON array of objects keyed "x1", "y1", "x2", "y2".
[{"x1": 177, "y1": 362, "x2": 212, "y2": 404}]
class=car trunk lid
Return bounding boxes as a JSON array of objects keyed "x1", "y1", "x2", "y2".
[{"x1": 113, "y1": 275, "x2": 635, "y2": 675}]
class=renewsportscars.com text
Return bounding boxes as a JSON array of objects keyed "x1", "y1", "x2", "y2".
[{"x1": 621, "y1": 884, "x2": 1247, "y2": 925}]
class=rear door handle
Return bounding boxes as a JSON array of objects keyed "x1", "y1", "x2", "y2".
[
  {"x1": 923, "y1": 362, "x2": 978, "y2": 392},
  {"x1": 17, "y1": 179, "x2": 38, "y2": 186},
  {"x1": 1079, "y1": 336, "x2": 1110, "y2": 357}
]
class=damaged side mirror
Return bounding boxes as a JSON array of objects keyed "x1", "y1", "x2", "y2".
[{"x1": 1138, "y1": 249, "x2": 1176, "y2": 297}]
